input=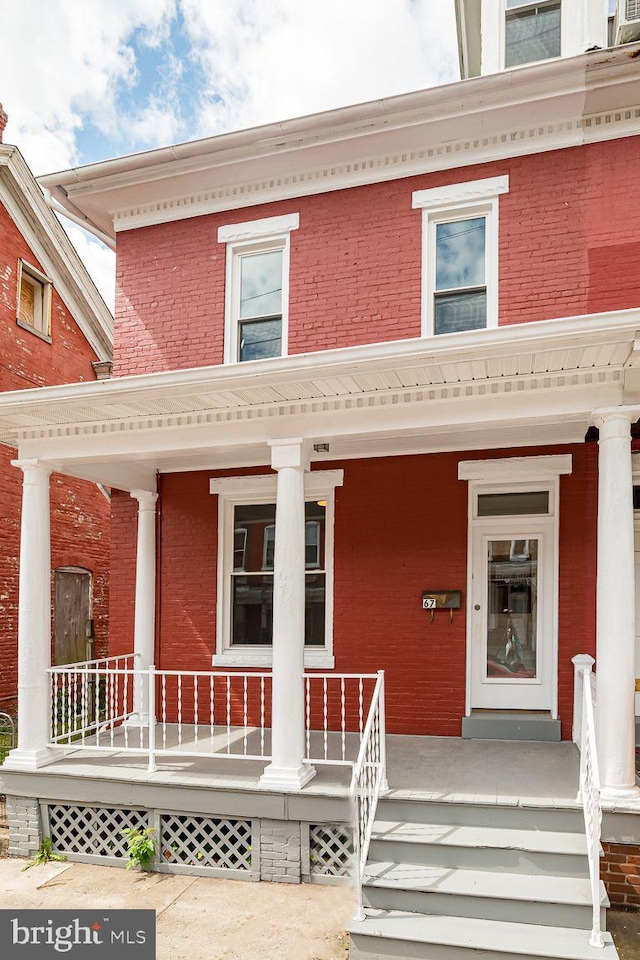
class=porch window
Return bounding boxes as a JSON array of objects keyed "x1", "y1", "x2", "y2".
[
  {"x1": 412, "y1": 177, "x2": 509, "y2": 337},
  {"x1": 231, "y1": 502, "x2": 326, "y2": 647},
  {"x1": 211, "y1": 469, "x2": 342, "y2": 668},
  {"x1": 219, "y1": 214, "x2": 299, "y2": 364},
  {"x1": 505, "y1": 1, "x2": 561, "y2": 69}
]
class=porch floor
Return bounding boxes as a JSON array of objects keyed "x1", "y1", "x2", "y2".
[{"x1": 37, "y1": 731, "x2": 581, "y2": 806}]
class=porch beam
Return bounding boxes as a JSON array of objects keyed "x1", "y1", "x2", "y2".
[
  {"x1": 130, "y1": 489, "x2": 158, "y2": 723},
  {"x1": 260, "y1": 438, "x2": 316, "y2": 790},
  {"x1": 3, "y1": 460, "x2": 53, "y2": 770},
  {"x1": 595, "y1": 410, "x2": 640, "y2": 803}
]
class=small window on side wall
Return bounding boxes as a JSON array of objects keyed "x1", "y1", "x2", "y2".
[
  {"x1": 412, "y1": 176, "x2": 509, "y2": 338},
  {"x1": 17, "y1": 260, "x2": 52, "y2": 340}
]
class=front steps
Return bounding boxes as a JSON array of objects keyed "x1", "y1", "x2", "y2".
[{"x1": 348, "y1": 797, "x2": 618, "y2": 960}]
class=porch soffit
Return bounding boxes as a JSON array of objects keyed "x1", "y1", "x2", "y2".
[{"x1": 0, "y1": 314, "x2": 633, "y2": 456}]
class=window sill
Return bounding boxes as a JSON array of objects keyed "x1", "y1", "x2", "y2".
[
  {"x1": 16, "y1": 318, "x2": 52, "y2": 343},
  {"x1": 212, "y1": 650, "x2": 335, "y2": 669}
]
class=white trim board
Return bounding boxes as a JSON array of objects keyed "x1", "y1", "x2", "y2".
[{"x1": 458, "y1": 455, "x2": 573, "y2": 481}]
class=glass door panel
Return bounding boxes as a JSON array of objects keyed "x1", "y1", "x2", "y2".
[{"x1": 486, "y1": 538, "x2": 538, "y2": 680}]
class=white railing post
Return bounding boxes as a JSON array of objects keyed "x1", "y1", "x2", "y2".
[
  {"x1": 377, "y1": 670, "x2": 389, "y2": 793},
  {"x1": 147, "y1": 665, "x2": 156, "y2": 773},
  {"x1": 572, "y1": 654, "x2": 595, "y2": 747},
  {"x1": 577, "y1": 667, "x2": 604, "y2": 949}
]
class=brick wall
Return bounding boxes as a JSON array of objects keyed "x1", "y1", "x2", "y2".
[
  {"x1": 113, "y1": 136, "x2": 640, "y2": 377},
  {"x1": 0, "y1": 202, "x2": 110, "y2": 707},
  {"x1": 109, "y1": 443, "x2": 597, "y2": 738},
  {"x1": 602, "y1": 842, "x2": 640, "y2": 907}
]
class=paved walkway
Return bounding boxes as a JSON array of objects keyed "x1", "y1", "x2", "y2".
[{"x1": 0, "y1": 858, "x2": 353, "y2": 960}]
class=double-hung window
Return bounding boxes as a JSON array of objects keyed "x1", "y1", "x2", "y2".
[
  {"x1": 210, "y1": 470, "x2": 343, "y2": 668},
  {"x1": 219, "y1": 213, "x2": 299, "y2": 364},
  {"x1": 505, "y1": 1, "x2": 561, "y2": 68},
  {"x1": 412, "y1": 176, "x2": 509, "y2": 337}
]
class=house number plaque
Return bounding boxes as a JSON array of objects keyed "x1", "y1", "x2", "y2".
[{"x1": 422, "y1": 590, "x2": 462, "y2": 622}]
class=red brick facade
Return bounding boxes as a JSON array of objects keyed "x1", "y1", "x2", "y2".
[
  {"x1": 602, "y1": 842, "x2": 640, "y2": 907},
  {"x1": 110, "y1": 443, "x2": 596, "y2": 740},
  {"x1": 0, "y1": 202, "x2": 110, "y2": 710},
  {"x1": 113, "y1": 136, "x2": 640, "y2": 378}
]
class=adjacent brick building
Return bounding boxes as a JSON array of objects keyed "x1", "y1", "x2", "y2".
[{"x1": 0, "y1": 110, "x2": 112, "y2": 713}]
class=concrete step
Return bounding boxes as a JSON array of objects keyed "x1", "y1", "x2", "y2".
[
  {"x1": 362, "y1": 862, "x2": 608, "y2": 930},
  {"x1": 461, "y1": 711, "x2": 561, "y2": 742},
  {"x1": 349, "y1": 910, "x2": 619, "y2": 960},
  {"x1": 369, "y1": 820, "x2": 590, "y2": 877},
  {"x1": 377, "y1": 798, "x2": 584, "y2": 833}
]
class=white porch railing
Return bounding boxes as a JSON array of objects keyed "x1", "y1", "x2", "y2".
[
  {"x1": 572, "y1": 655, "x2": 604, "y2": 950},
  {"x1": 350, "y1": 670, "x2": 387, "y2": 922},
  {"x1": 48, "y1": 658, "x2": 386, "y2": 774}
]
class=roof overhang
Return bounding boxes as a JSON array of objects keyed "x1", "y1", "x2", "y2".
[
  {"x1": 0, "y1": 310, "x2": 636, "y2": 491},
  {"x1": 0, "y1": 145, "x2": 113, "y2": 360},
  {"x1": 37, "y1": 43, "x2": 640, "y2": 240}
]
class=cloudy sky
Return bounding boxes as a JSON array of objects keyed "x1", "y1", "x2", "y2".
[{"x1": 0, "y1": 1, "x2": 459, "y2": 312}]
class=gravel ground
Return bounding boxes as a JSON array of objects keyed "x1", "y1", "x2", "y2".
[{"x1": 0, "y1": 857, "x2": 351, "y2": 960}]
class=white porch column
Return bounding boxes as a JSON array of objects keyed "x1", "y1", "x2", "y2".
[
  {"x1": 130, "y1": 489, "x2": 158, "y2": 723},
  {"x1": 596, "y1": 412, "x2": 640, "y2": 802},
  {"x1": 4, "y1": 460, "x2": 53, "y2": 770},
  {"x1": 260, "y1": 439, "x2": 316, "y2": 790}
]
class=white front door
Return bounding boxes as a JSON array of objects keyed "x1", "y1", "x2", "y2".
[{"x1": 469, "y1": 496, "x2": 557, "y2": 712}]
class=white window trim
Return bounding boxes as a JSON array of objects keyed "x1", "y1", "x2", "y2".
[
  {"x1": 210, "y1": 470, "x2": 343, "y2": 668},
  {"x1": 220, "y1": 214, "x2": 299, "y2": 365},
  {"x1": 412, "y1": 177, "x2": 508, "y2": 339},
  {"x1": 16, "y1": 258, "x2": 52, "y2": 341}
]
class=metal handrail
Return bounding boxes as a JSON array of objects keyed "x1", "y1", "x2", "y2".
[
  {"x1": 577, "y1": 667, "x2": 604, "y2": 949},
  {"x1": 350, "y1": 670, "x2": 387, "y2": 922}
]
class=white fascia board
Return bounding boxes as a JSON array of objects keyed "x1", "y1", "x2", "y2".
[
  {"x1": 458, "y1": 454, "x2": 573, "y2": 481},
  {"x1": 218, "y1": 213, "x2": 299, "y2": 243},
  {"x1": 0, "y1": 146, "x2": 113, "y2": 360},
  {"x1": 0, "y1": 307, "x2": 636, "y2": 418},
  {"x1": 412, "y1": 176, "x2": 509, "y2": 209}
]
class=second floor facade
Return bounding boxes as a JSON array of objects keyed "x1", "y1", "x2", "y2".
[{"x1": 39, "y1": 40, "x2": 640, "y2": 380}]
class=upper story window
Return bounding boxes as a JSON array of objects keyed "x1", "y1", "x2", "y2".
[
  {"x1": 219, "y1": 213, "x2": 299, "y2": 364},
  {"x1": 412, "y1": 176, "x2": 509, "y2": 337},
  {"x1": 17, "y1": 259, "x2": 52, "y2": 341},
  {"x1": 505, "y1": 0, "x2": 561, "y2": 68}
]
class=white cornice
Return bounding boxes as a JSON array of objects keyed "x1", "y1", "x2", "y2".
[
  {"x1": 36, "y1": 44, "x2": 640, "y2": 240},
  {"x1": 0, "y1": 145, "x2": 113, "y2": 360}
]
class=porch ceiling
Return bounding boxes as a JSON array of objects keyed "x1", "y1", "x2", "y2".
[{"x1": 0, "y1": 312, "x2": 635, "y2": 489}]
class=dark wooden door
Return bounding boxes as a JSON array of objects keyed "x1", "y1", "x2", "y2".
[{"x1": 54, "y1": 568, "x2": 93, "y2": 666}]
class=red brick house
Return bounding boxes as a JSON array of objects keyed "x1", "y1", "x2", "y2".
[
  {"x1": 0, "y1": 109, "x2": 112, "y2": 717},
  {"x1": 1, "y1": 5, "x2": 640, "y2": 957}
]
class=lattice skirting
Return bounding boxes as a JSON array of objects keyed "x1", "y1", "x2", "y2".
[
  {"x1": 42, "y1": 803, "x2": 259, "y2": 880},
  {"x1": 302, "y1": 822, "x2": 353, "y2": 885},
  {"x1": 39, "y1": 802, "x2": 352, "y2": 884}
]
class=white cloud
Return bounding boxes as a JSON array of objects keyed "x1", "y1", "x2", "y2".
[
  {"x1": 182, "y1": 0, "x2": 459, "y2": 137},
  {"x1": 63, "y1": 224, "x2": 116, "y2": 314}
]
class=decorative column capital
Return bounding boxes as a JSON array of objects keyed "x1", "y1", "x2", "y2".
[
  {"x1": 268, "y1": 438, "x2": 310, "y2": 472},
  {"x1": 593, "y1": 409, "x2": 635, "y2": 437},
  {"x1": 11, "y1": 459, "x2": 53, "y2": 482},
  {"x1": 130, "y1": 490, "x2": 158, "y2": 511}
]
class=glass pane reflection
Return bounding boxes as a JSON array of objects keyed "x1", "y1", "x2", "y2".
[{"x1": 486, "y1": 539, "x2": 538, "y2": 679}]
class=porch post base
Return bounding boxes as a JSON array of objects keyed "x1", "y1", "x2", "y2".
[
  {"x1": 259, "y1": 762, "x2": 316, "y2": 791},
  {"x1": 600, "y1": 783, "x2": 640, "y2": 807},
  {"x1": 2, "y1": 747, "x2": 57, "y2": 771},
  {"x1": 123, "y1": 713, "x2": 150, "y2": 728}
]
